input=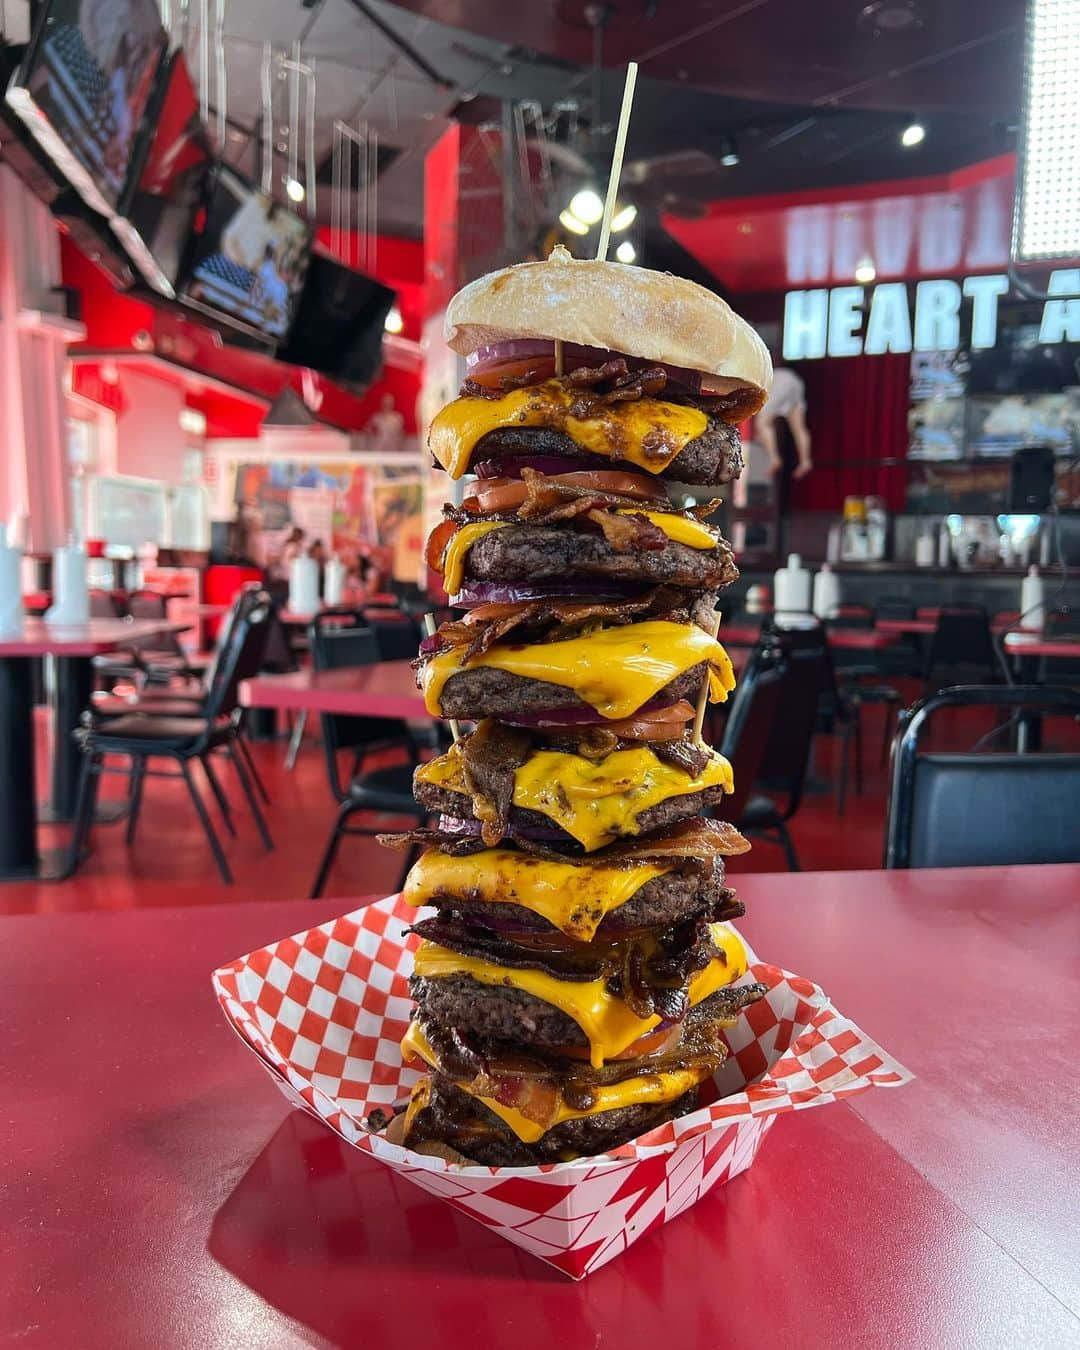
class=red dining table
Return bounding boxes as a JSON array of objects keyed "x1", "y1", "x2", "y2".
[
  {"x1": 240, "y1": 660, "x2": 428, "y2": 720},
  {"x1": 0, "y1": 618, "x2": 192, "y2": 879},
  {"x1": 2, "y1": 864, "x2": 1077, "y2": 1348},
  {"x1": 1002, "y1": 631, "x2": 1080, "y2": 660}
]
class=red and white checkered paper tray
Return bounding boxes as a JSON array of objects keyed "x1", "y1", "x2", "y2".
[{"x1": 212, "y1": 893, "x2": 911, "y2": 1280}]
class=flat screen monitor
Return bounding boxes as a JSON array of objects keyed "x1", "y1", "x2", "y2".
[
  {"x1": 179, "y1": 165, "x2": 313, "y2": 343},
  {"x1": 113, "y1": 49, "x2": 211, "y2": 297},
  {"x1": 277, "y1": 250, "x2": 396, "y2": 387},
  {"x1": 5, "y1": 0, "x2": 167, "y2": 220}
]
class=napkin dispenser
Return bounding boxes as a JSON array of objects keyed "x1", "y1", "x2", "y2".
[{"x1": 45, "y1": 544, "x2": 89, "y2": 625}]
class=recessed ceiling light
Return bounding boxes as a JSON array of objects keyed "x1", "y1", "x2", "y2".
[
  {"x1": 854, "y1": 259, "x2": 877, "y2": 283},
  {"x1": 285, "y1": 177, "x2": 306, "y2": 203},
  {"x1": 611, "y1": 203, "x2": 638, "y2": 231},
  {"x1": 559, "y1": 208, "x2": 590, "y2": 236},
  {"x1": 569, "y1": 188, "x2": 605, "y2": 225},
  {"x1": 901, "y1": 122, "x2": 925, "y2": 147},
  {"x1": 384, "y1": 306, "x2": 403, "y2": 334},
  {"x1": 615, "y1": 240, "x2": 637, "y2": 264}
]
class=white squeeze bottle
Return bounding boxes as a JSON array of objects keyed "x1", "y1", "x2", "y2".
[
  {"x1": 812, "y1": 563, "x2": 840, "y2": 621},
  {"x1": 1020, "y1": 564, "x2": 1045, "y2": 632},
  {"x1": 774, "y1": 553, "x2": 811, "y2": 623},
  {"x1": 323, "y1": 555, "x2": 346, "y2": 606}
]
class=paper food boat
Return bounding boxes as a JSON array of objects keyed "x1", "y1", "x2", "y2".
[{"x1": 213, "y1": 893, "x2": 911, "y2": 1280}]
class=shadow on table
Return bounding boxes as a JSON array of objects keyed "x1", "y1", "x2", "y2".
[{"x1": 208, "y1": 1111, "x2": 562, "y2": 1338}]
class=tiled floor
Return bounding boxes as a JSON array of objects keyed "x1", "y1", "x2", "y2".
[{"x1": 2, "y1": 687, "x2": 1070, "y2": 916}]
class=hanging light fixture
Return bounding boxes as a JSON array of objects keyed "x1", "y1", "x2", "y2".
[
  {"x1": 610, "y1": 203, "x2": 637, "y2": 231},
  {"x1": 720, "y1": 137, "x2": 739, "y2": 167},
  {"x1": 615, "y1": 240, "x2": 637, "y2": 264},
  {"x1": 1013, "y1": 0, "x2": 1080, "y2": 261},
  {"x1": 900, "y1": 122, "x2": 925, "y2": 147},
  {"x1": 559, "y1": 208, "x2": 590, "y2": 236}
]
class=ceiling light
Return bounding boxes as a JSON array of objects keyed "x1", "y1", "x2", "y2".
[
  {"x1": 854, "y1": 259, "x2": 877, "y2": 284},
  {"x1": 384, "y1": 306, "x2": 403, "y2": 334},
  {"x1": 1013, "y1": 0, "x2": 1080, "y2": 260},
  {"x1": 611, "y1": 203, "x2": 638, "y2": 231},
  {"x1": 285, "y1": 177, "x2": 306, "y2": 203},
  {"x1": 615, "y1": 240, "x2": 637, "y2": 264},
  {"x1": 569, "y1": 188, "x2": 605, "y2": 225},
  {"x1": 900, "y1": 122, "x2": 925, "y2": 148},
  {"x1": 559, "y1": 208, "x2": 590, "y2": 237},
  {"x1": 720, "y1": 138, "x2": 739, "y2": 167}
]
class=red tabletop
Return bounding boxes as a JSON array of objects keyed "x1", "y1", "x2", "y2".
[
  {"x1": 0, "y1": 617, "x2": 191, "y2": 658},
  {"x1": 240, "y1": 661, "x2": 427, "y2": 719},
  {"x1": 721, "y1": 623, "x2": 898, "y2": 651},
  {"x1": 3, "y1": 864, "x2": 1078, "y2": 1348},
  {"x1": 1003, "y1": 631, "x2": 1080, "y2": 659},
  {"x1": 878, "y1": 617, "x2": 1031, "y2": 637}
]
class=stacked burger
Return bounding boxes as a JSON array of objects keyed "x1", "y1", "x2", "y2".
[{"x1": 383, "y1": 248, "x2": 774, "y2": 1166}]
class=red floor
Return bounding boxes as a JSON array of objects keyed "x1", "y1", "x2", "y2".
[{"x1": 2, "y1": 688, "x2": 1070, "y2": 916}]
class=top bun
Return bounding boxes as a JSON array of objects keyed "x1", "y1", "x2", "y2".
[{"x1": 444, "y1": 247, "x2": 772, "y2": 415}]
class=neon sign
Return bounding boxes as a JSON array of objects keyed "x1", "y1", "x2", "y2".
[{"x1": 782, "y1": 270, "x2": 1080, "y2": 359}]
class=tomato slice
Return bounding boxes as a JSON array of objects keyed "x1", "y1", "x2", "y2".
[
  {"x1": 467, "y1": 470, "x2": 667, "y2": 515},
  {"x1": 424, "y1": 519, "x2": 458, "y2": 574},
  {"x1": 602, "y1": 700, "x2": 696, "y2": 740},
  {"x1": 467, "y1": 357, "x2": 556, "y2": 390}
]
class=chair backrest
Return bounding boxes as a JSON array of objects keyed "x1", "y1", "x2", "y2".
[
  {"x1": 1039, "y1": 608, "x2": 1080, "y2": 681},
  {"x1": 364, "y1": 609, "x2": 422, "y2": 661},
  {"x1": 203, "y1": 588, "x2": 273, "y2": 722},
  {"x1": 310, "y1": 613, "x2": 390, "y2": 801},
  {"x1": 89, "y1": 589, "x2": 121, "y2": 619},
  {"x1": 126, "y1": 590, "x2": 167, "y2": 620},
  {"x1": 926, "y1": 605, "x2": 997, "y2": 676},
  {"x1": 717, "y1": 653, "x2": 787, "y2": 824},
  {"x1": 874, "y1": 595, "x2": 915, "y2": 622},
  {"x1": 885, "y1": 684, "x2": 1080, "y2": 868},
  {"x1": 748, "y1": 623, "x2": 828, "y2": 818}
]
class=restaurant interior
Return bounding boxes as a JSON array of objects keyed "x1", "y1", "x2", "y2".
[{"x1": 2, "y1": 0, "x2": 1078, "y2": 1343}]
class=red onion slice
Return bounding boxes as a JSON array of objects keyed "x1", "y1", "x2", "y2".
[{"x1": 451, "y1": 580, "x2": 648, "y2": 608}]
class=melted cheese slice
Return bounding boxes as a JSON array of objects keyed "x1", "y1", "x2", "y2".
[
  {"x1": 416, "y1": 741, "x2": 734, "y2": 852},
  {"x1": 403, "y1": 848, "x2": 674, "y2": 941},
  {"x1": 440, "y1": 520, "x2": 509, "y2": 594},
  {"x1": 410, "y1": 924, "x2": 748, "y2": 1069},
  {"x1": 615, "y1": 510, "x2": 718, "y2": 550},
  {"x1": 421, "y1": 620, "x2": 735, "y2": 720},
  {"x1": 429, "y1": 383, "x2": 709, "y2": 480},
  {"x1": 401, "y1": 1022, "x2": 710, "y2": 1144}
]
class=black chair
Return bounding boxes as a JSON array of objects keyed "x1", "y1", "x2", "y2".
[
  {"x1": 68, "y1": 589, "x2": 275, "y2": 884},
  {"x1": 924, "y1": 605, "x2": 1002, "y2": 692},
  {"x1": 884, "y1": 685, "x2": 1080, "y2": 869},
  {"x1": 364, "y1": 608, "x2": 423, "y2": 662},
  {"x1": 308, "y1": 612, "x2": 427, "y2": 898},
  {"x1": 719, "y1": 628, "x2": 824, "y2": 869},
  {"x1": 91, "y1": 588, "x2": 272, "y2": 804},
  {"x1": 91, "y1": 588, "x2": 206, "y2": 691}
]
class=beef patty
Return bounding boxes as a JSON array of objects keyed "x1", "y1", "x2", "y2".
[
  {"x1": 461, "y1": 524, "x2": 737, "y2": 593},
  {"x1": 420, "y1": 863, "x2": 734, "y2": 938},
  {"x1": 404, "y1": 1074, "x2": 700, "y2": 1165},
  {"x1": 432, "y1": 662, "x2": 706, "y2": 722},
  {"x1": 471, "y1": 421, "x2": 742, "y2": 487},
  {"x1": 414, "y1": 778, "x2": 729, "y2": 853}
]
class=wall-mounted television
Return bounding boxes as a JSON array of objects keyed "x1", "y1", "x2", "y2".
[
  {"x1": 179, "y1": 164, "x2": 313, "y2": 343},
  {"x1": 277, "y1": 250, "x2": 396, "y2": 387},
  {"x1": 5, "y1": 0, "x2": 168, "y2": 220},
  {"x1": 113, "y1": 49, "x2": 212, "y2": 297}
]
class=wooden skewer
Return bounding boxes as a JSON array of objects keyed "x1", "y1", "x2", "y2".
[
  {"x1": 692, "y1": 611, "x2": 722, "y2": 747},
  {"x1": 554, "y1": 339, "x2": 564, "y2": 377},
  {"x1": 595, "y1": 62, "x2": 639, "y2": 263},
  {"x1": 423, "y1": 613, "x2": 461, "y2": 743}
]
